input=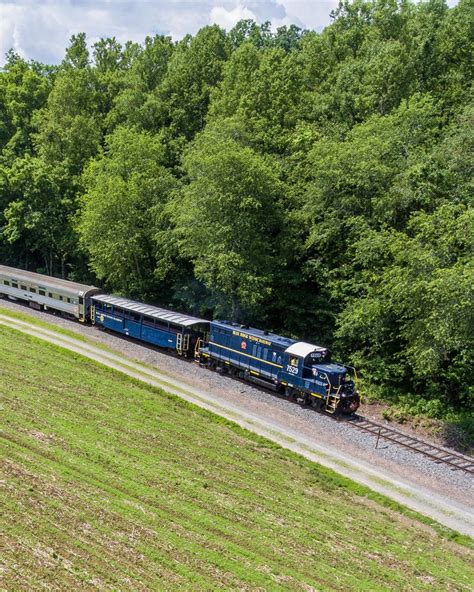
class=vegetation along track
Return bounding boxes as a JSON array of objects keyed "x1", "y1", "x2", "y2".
[{"x1": 343, "y1": 415, "x2": 474, "y2": 475}]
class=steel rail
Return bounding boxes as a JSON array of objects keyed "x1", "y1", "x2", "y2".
[{"x1": 343, "y1": 415, "x2": 474, "y2": 476}]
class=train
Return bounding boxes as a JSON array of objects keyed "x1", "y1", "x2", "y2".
[{"x1": 0, "y1": 265, "x2": 360, "y2": 414}]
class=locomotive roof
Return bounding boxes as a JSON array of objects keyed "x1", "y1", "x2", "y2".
[
  {"x1": 0, "y1": 265, "x2": 100, "y2": 296},
  {"x1": 213, "y1": 321, "x2": 330, "y2": 357},
  {"x1": 92, "y1": 293, "x2": 209, "y2": 328},
  {"x1": 285, "y1": 342, "x2": 328, "y2": 358},
  {"x1": 212, "y1": 319, "x2": 296, "y2": 348}
]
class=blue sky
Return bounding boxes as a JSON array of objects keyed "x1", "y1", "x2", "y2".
[{"x1": 0, "y1": 0, "x2": 459, "y2": 66}]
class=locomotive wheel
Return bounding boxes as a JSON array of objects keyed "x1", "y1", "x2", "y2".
[{"x1": 295, "y1": 392, "x2": 307, "y2": 407}]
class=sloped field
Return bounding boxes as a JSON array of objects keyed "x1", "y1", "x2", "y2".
[{"x1": 0, "y1": 326, "x2": 472, "y2": 590}]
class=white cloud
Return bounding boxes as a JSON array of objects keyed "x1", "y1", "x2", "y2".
[
  {"x1": 0, "y1": 3, "x2": 26, "y2": 59},
  {"x1": 277, "y1": 0, "x2": 337, "y2": 31},
  {"x1": 210, "y1": 4, "x2": 256, "y2": 30}
]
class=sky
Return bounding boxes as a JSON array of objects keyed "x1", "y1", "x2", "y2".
[{"x1": 0, "y1": 0, "x2": 459, "y2": 66}]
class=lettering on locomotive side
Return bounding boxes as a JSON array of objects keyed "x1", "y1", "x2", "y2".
[{"x1": 232, "y1": 330, "x2": 271, "y2": 346}]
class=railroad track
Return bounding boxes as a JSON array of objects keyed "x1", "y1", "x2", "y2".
[{"x1": 343, "y1": 415, "x2": 474, "y2": 476}]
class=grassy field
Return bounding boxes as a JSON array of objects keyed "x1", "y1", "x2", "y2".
[
  {"x1": 0, "y1": 325, "x2": 473, "y2": 591},
  {"x1": 0, "y1": 305, "x2": 118, "y2": 351}
]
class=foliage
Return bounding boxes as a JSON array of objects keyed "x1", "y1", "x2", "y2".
[
  {"x1": 154, "y1": 25, "x2": 229, "y2": 150},
  {"x1": 78, "y1": 127, "x2": 177, "y2": 297},
  {"x1": 1, "y1": 156, "x2": 75, "y2": 274},
  {"x1": 170, "y1": 123, "x2": 285, "y2": 319},
  {"x1": 336, "y1": 204, "x2": 473, "y2": 405}
]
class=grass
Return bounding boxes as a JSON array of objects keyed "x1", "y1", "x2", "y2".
[
  {"x1": 0, "y1": 304, "x2": 117, "y2": 353},
  {"x1": 1, "y1": 326, "x2": 473, "y2": 590}
]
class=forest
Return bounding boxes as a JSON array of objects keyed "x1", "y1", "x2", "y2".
[{"x1": 0, "y1": 0, "x2": 472, "y2": 433}]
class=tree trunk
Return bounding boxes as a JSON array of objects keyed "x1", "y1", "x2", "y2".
[
  {"x1": 231, "y1": 293, "x2": 241, "y2": 323},
  {"x1": 43, "y1": 253, "x2": 49, "y2": 276}
]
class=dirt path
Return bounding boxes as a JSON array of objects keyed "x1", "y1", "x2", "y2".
[{"x1": 1, "y1": 312, "x2": 473, "y2": 537}]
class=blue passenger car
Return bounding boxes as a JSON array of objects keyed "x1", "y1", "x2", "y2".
[{"x1": 90, "y1": 294, "x2": 209, "y2": 356}]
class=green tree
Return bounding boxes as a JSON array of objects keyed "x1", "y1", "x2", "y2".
[
  {"x1": 171, "y1": 124, "x2": 285, "y2": 319},
  {"x1": 78, "y1": 127, "x2": 177, "y2": 296},
  {"x1": 107, "y1": 35, "x2": 174, "y2": 131},
  {"x1": 210, "y1": 44, "x2": 304, "y2": 153},
  {"x1": 1, "y1": 156, "x2": 75, "y2": 274},
  {"x1": 414, "y1": 0, "x2": 473, "y2": 110},
  {"x1": 32, "y1": 34, "x2": 102, "y2": 177},
  {"x1": 92, "y1": 37, "x2": 129, "y2": 120},
  {"x1": 302, "y1": 94, "x2": 440, "y2": 268},
  {"x1": 228, "y1": 20, "x2": 273, "y2": 50},
  {"x1": 155, "y1": 26, "x2": 229, "y2": 151},
  {"x1": 336, "y1": 204, "x2": 473, "y2": 407},
  {"x1": 0, "y1": 52, "x2": 52, "y2": 160},
  {"x1": 63, "y1": 32, "x2": 90, "y2": 69}
]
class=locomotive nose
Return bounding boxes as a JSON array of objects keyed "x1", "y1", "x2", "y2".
[{"x1": 339, "y1": 390, "x2": 360, "y2": 413}]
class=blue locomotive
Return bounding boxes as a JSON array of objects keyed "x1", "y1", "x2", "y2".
[
  {"x1": 197, "y1": 321, "x2": 360, "y2": 414},
  {"x1": 0, "y1": 265, "x2": 360, "y2": 414}
]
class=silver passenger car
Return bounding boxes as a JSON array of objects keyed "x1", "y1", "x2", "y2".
[{"x1": 0, "y1": 265, "x2": 102, "y2": 321}]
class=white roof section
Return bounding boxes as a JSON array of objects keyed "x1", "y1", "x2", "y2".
[
  {"x1": 0, "y1": 264, "x2": 100, "y2": 296},
  {"x1": 285, "y1": 342, "x2": 327, "y2": 358},
  {"x1": 91, "y1": 293, "x2": 209, "y2": 328}
]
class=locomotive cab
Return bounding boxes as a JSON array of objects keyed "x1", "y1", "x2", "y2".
[{"x1": 282, "y1": 342, "x2": 360, "y2": 413}]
